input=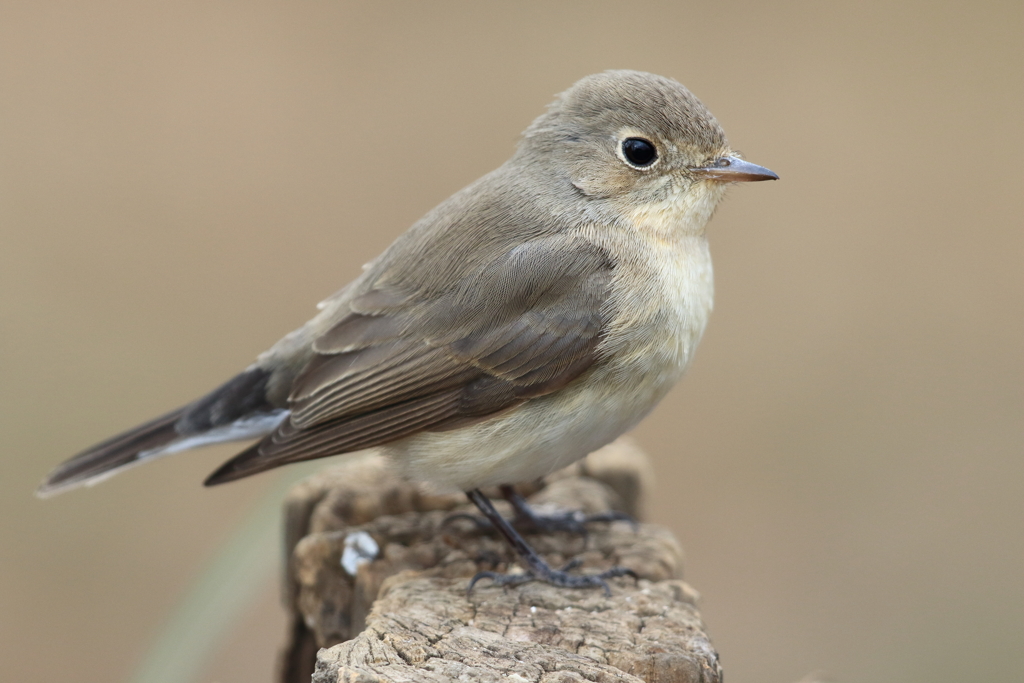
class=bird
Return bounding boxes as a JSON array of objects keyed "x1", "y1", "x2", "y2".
[{"x1": 38, "y1": 70, "x2": 777, "y2": 591}]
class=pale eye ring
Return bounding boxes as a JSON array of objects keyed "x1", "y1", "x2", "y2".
[{"x1": 621, "y1": 137, "x2": 658, "y2": 168}]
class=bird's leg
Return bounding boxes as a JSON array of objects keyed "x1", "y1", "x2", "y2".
[
  {"x1": 464, "y1": 489, "x2": 636, "y2": 596},
  {"x1": 499, "y1": 484, "x2": 637, "y2": 536},
  {"x1": 443, "y1": 484, "x2": 636, "y2": 537}
]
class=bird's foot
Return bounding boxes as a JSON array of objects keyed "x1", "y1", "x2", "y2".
[
  {"x1": 521, "y1": 508, "x2": 637, "y2": 535},
  {"x1": 468, "y1": 558, "x2": 637, "y2": 596},
  {"x1": 444, "y1": 484, "x2": 637, "y2": 537},
  {"x1": 462, "y1": 488, "x2": 638, "y2": 597},
  {"x1": 443, "y1": 508, "x2": 633, "y2": 536}
]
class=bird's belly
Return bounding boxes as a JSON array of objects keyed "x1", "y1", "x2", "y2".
[
  {"x1": 383, "y1": 361, "x2": 681, "y2": 491},
  {"x1": 385, "y1": 304, "x2": 701, "y2": 491}
]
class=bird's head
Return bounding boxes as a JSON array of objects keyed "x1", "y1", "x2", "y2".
[{"x1": 520, "y1": 70, "x2": 777, "y2": 234}]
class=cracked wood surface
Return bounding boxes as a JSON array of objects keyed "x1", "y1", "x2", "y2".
[{"x1": 279, "y1": 438, "x2": 722, "y2": 683}]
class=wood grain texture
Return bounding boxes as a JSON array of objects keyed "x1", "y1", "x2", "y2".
[{"x1": 277, "y1": 439, "x2": 720, "y2": 683}]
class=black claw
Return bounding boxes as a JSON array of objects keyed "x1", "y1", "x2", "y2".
[{"x1": 467, "y1": 569, "x2": 534, "y2": 595}]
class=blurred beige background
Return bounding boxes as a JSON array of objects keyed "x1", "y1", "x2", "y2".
[{"x1": 2, "y1": 2, "x2": 1021, "y2": 682}]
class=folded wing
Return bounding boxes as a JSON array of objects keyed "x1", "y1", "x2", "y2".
[{"x1": 205, "y1": 235, "x2": 615, "y2": 484}]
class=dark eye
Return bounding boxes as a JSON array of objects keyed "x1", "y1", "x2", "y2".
[{"x1": 621, "y1": 137, "x2": 658, "y2": 167}]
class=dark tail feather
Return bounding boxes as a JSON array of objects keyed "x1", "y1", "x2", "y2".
[
  {"x1": 36, "y1": 408, "x2": 186, "y2": 498},
  {"x1": 203, "y1": 440, "x2": 275, "y2": 486},
  {"x1": 38, "y1": 366, "x2": 279, "y2": 497}
]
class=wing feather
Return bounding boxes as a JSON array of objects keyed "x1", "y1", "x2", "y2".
[{"x1": 205, "y1": 235, "x2": 615, "y2": 485}]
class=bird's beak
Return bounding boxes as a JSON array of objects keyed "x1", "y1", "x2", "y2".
[{"x1": 692, "y1": 156, "x2": 779, "y2": 182}]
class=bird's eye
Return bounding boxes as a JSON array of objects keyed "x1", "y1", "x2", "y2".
[{"x1": 621, "y1": 138, "x2": 658, "y2": 167}]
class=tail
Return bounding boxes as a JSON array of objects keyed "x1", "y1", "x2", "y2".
[
  {"x1": 36, "y1": 408, "x2": 187, "y2": 497},
  {"x1": 37, "y1": 367, "x2": 285, "y2": 498}
]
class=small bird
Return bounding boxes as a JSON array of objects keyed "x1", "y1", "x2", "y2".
[{"x1": 39, "y1": 71, "x2": 776, "y2": 591}]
